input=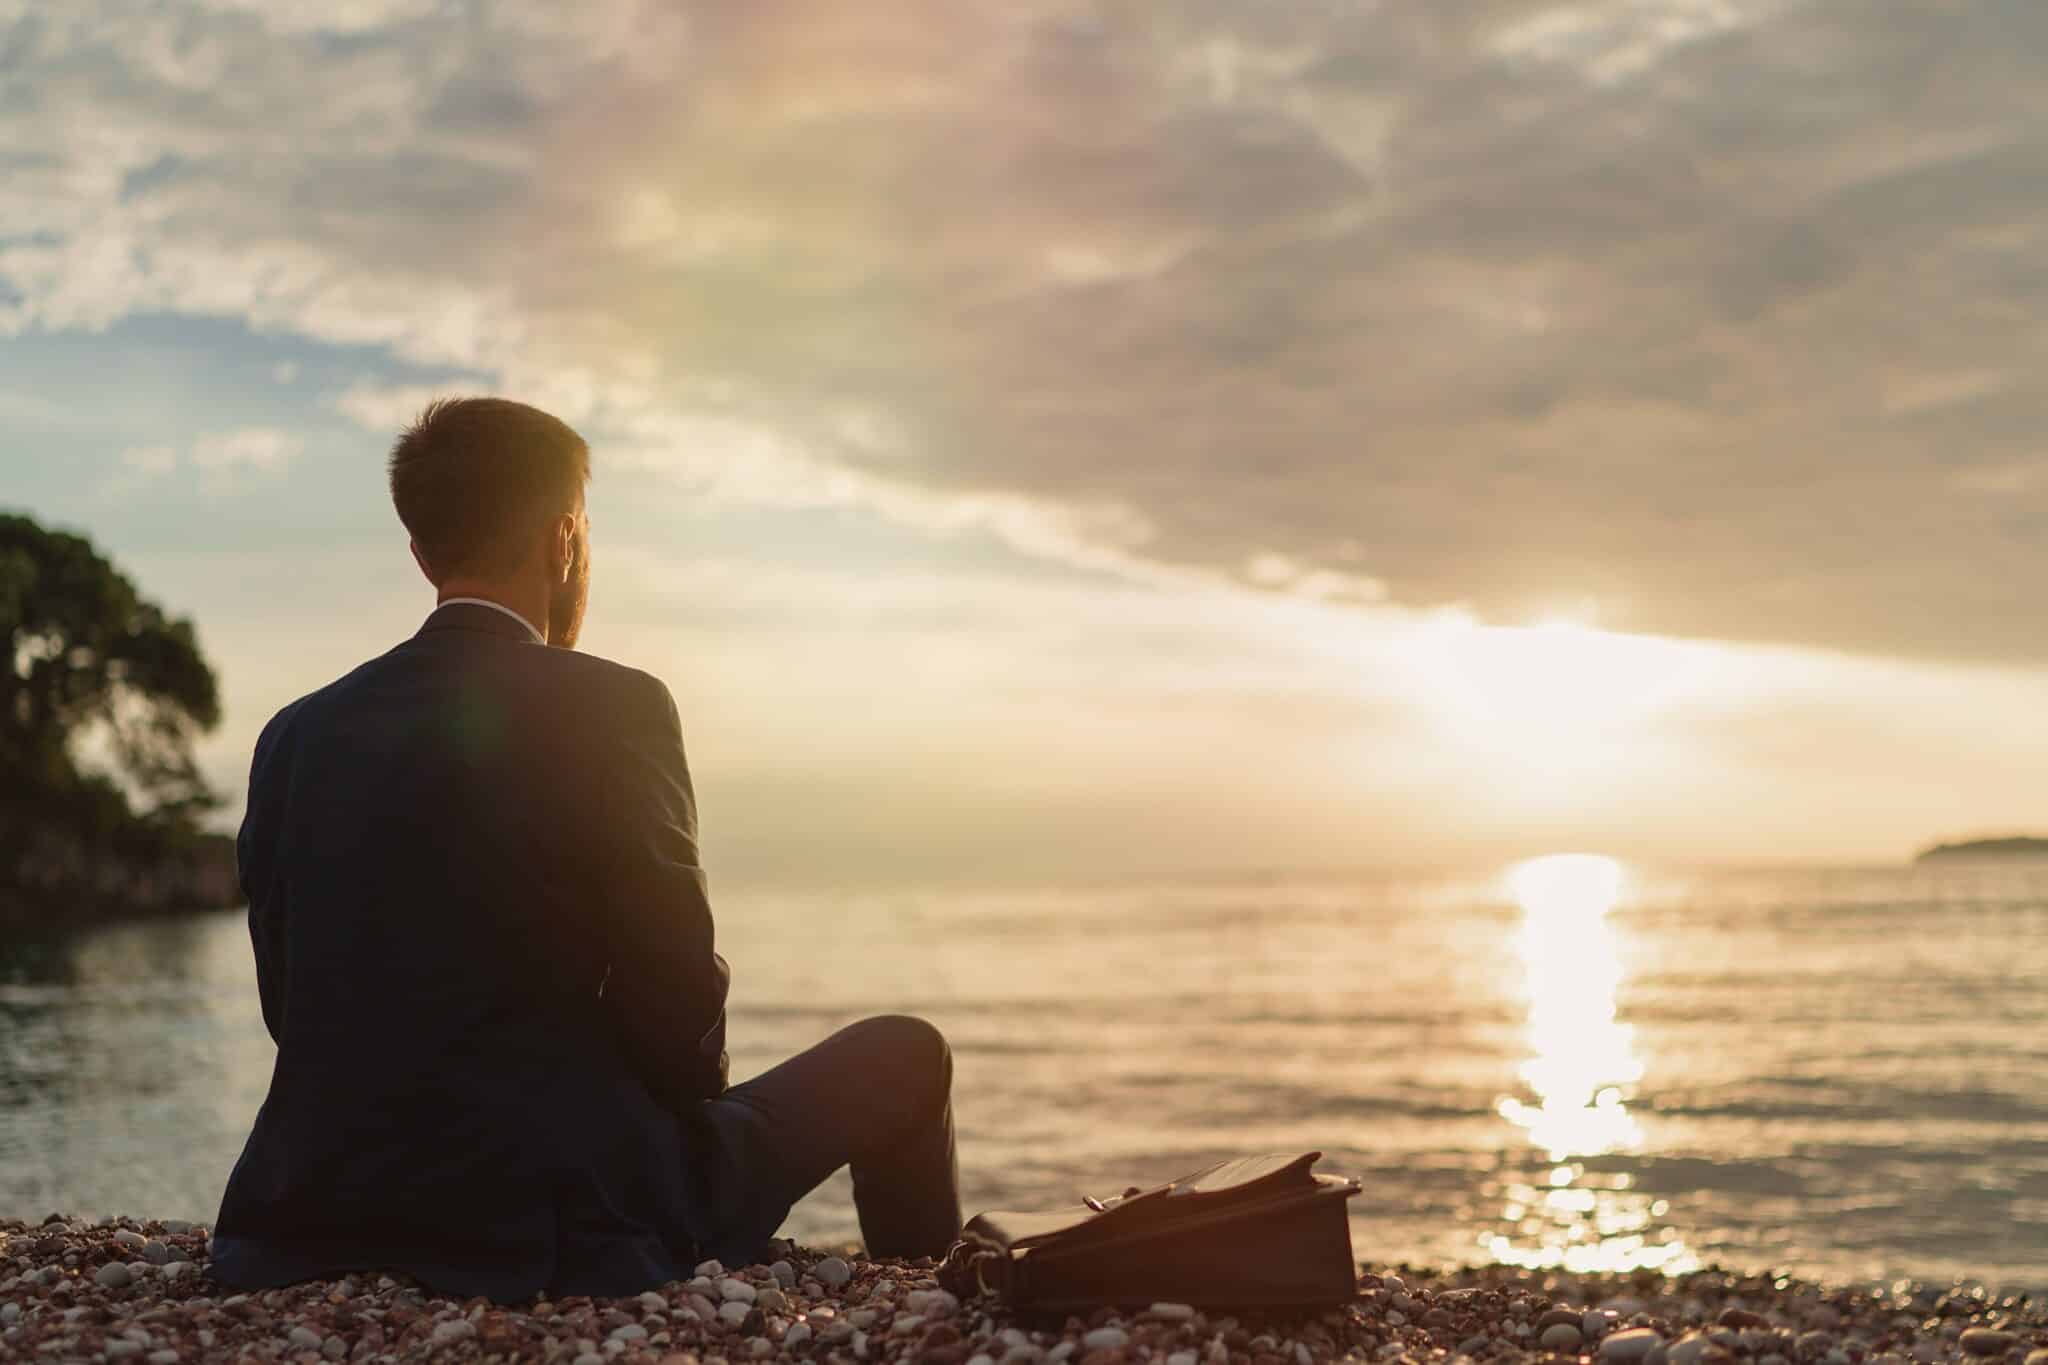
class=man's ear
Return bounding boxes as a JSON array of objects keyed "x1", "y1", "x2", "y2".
[
  {"x1": 408, "y1": 539, "x2": 436, "y2": 586},
  {"x1": 551, "y1": 514, "x2": 577, "y2": 582}
]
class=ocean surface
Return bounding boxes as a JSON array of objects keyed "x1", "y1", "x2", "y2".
[{"x1": 3, "y1": 861, "x2": 2046, "y2": 1292}]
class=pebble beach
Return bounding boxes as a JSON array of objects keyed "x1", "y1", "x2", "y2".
[{"x1": 3, "y1": 1216, "x2": 2043, "y2": 1365}]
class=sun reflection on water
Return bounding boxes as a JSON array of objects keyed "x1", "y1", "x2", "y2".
[{"x1": 1486, "y1": 854, "x2": 1696, "y2": 1275}]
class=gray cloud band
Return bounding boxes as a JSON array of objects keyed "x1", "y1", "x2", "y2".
[{"x1": 6, "y1": 0, "x2": 2041, "y2": 662}]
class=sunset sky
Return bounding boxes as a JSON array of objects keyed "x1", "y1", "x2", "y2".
[{"x1": 8, "y1": 1, "x2": 2048, "y2": 881}]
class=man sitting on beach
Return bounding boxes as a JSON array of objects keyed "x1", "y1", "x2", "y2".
[{"x1": 211, "y1": 397, "x2": 962, "y2": 1301}]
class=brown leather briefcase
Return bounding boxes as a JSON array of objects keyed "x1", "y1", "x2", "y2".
[{"x1": 938, "y1": 1152, "x2": 1361, "y2": 1313}]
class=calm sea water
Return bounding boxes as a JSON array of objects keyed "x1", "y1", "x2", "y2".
[{"x1": 3, "y1": 864, "x2": 2046, "y2": 1291}]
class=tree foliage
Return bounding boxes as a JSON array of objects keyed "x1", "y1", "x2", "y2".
[{"x1": 1, "y1": 513, "x2": 222, "y2": 862}]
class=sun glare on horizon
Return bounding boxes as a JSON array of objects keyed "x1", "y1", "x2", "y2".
[{"x1": 1395, "y1": 615, "x2": 1733, "y2": 789}]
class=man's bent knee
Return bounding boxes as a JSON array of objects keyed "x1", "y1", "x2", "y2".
[{"x1": 859, "y1": 1013, "x2": 952, "y2": 1102}]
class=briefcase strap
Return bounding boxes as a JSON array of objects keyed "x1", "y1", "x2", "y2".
[{"x1": 938, "y1": 1234, "x2": 1012, "y2": 1301}]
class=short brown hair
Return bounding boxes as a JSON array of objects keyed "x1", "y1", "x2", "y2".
[{"x1": 389, "y1": 397, "x2": 590, "y2": 578}]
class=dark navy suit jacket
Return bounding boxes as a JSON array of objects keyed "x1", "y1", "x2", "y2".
[{"x1": 211, "y1": 602, "x2": 730, "y2": 1301}]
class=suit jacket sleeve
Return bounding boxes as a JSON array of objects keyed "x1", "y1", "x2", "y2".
[{"x1": 593, "y1": 672, "x2": 731, "y2": 1110}]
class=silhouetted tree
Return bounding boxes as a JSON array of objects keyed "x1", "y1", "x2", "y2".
[{"x1": 1, "y1": 513, "x2": 224, "y2": 913}]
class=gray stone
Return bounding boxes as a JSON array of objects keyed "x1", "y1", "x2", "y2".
[
  {"x1": 1083, "y1": 1328, "x2": 1130, "y2": 1351},
  {"x1": 785, "y1": 1322, "x2": 814, "y2": 1348},
  {"x1": 0, "y1": 1304, "x2": 17, "y2": 1325},
  {"x1": 148, "y1": 1352, "x2": 181, "y2": 1365},
  {"x1": 638, "y1": 1291, "x2": 669, "y2": 1313},
  {"x1": 112, "y1": 1229, "x2": 147, "y2": 1249},
  {"x1": 1167, "y1": 1353, "x2": 1199, "y2": 1365},
  {"x1": 756, "y1": 1286, "x2": 788, "y2": 1313},
  {"x1": 140, "y1": 1241, "x2": 171, "y2": 1266},
  {"x1": 1601, "y1": 1329, "x2": 1664, "y2": 1362},
  {"x1": 1541, "y1": 1324, "x2": 1585, "y2": 1352},
  {"x1": 322, "y1": 1336, "x2": 348, "y2": 1360},
  {"x1": 694, "y1": 1259, "x2": 726, "y2": 1277},
  {"x1": 720, "y1": 1278, "x2": 758, "y2": 1304},
  {"x1": 769, "y1": 1260, "x2": 797, "y2": 1287},
  {"x1": 905, "y1": 1289, "x2": 958, "y2": 1316},
  {"x1": 289, "y1": 1325, "x2": 326, "y2": 1348},
  {"x1": 105, "y1": 1342, "x2": 144, "y2": 1360},
  {"x1": 1585, "y1": 1312, "x2": 1616, "y2": 1340},
  {"x1": 574, "y1": 1355, "x2": 605, "y2": 1365},
  {"x1": 431, "y1": 1320, "x2": 477, "y2": 1344},
  {"x1": 1459, "y1": 1337, "x2": 1492, "y2": 1357},
  {"x1": 815, "y1": 1256, "x2": 853, "y2": 1288},
  {"x1": 1668, "y1": 1334, "x2": 1714, "y2": 1365},
  {"x1": 1150, "y1": 1303, "x2": 1197, "y2": 1322},
  {"x1": 609, "y1": 1324, "x2": 648, "y2": 1342},
  {"x1": 161, "y1": 1220, "x2": 194, "y2": 1235},
  {"x1": 157, "y1": 1262, "x2": 194, "y2": 1284},
  {"x1": 718, "y1": 1300, "x2": 751, "y2": 1325},
  {"x1": 94, "y1": 1263, "x2": 134, "y2": 1289}
]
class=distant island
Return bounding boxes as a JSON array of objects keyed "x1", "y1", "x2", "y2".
[{"x1": 1916, "y1": 835, "x2": 2048, "y2": 862}]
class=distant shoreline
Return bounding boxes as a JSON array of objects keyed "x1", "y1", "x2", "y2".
[{"x1": 1916, "y1": 836, "x2": 2048, "y2": 863}]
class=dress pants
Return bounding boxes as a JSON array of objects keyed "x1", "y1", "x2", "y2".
[{"x1": 684, "y1": 1014, "x2": 962, "y2": 1266}]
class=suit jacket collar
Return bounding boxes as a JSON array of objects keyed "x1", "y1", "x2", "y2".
[{"x1": 418, "y1": 600, "x2": 545, "y2": 644}]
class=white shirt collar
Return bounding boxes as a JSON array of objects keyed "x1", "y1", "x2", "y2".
[{"x1": 437, "y1": 597, "x2": 545, "y2": 645}]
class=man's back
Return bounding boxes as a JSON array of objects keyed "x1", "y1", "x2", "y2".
[{"x1": 211, "y1": 602, "x2": 730, "y2": 1300}]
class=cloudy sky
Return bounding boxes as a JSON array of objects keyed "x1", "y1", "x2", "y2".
[{"x1": 8, "y1": 0, "x2": 2048, "y2": 881}]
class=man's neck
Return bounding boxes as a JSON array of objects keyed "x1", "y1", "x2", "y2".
[{"x1": 435, "y1": 583, "x2": 548, "y2": 645}]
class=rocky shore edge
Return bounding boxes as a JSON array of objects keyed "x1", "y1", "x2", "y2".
[{"x1": 3, "y1": 1215, "x2": 2044, "y2": 1365}]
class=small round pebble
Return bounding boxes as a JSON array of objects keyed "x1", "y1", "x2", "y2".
[
  {"x1": 814, "y1": 1255, "x2": 853, "y2": 1287},
  {"x1": 1603, "y1": 1328, "x2": 1666, "y2": 1362},
  {"x1": 95, "y1": 1262, "x2": 134, "y2": 1289},
  {"x1": 1083, "y1": 1327, "x2": 1130, "y2": 1350},
  {"x1": 431, "y1": 1319, "x2": 477, "y2": 1343},
  {"x1": 1670, "y1": 1335, "x2": 1716, "y2": 1365}
]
